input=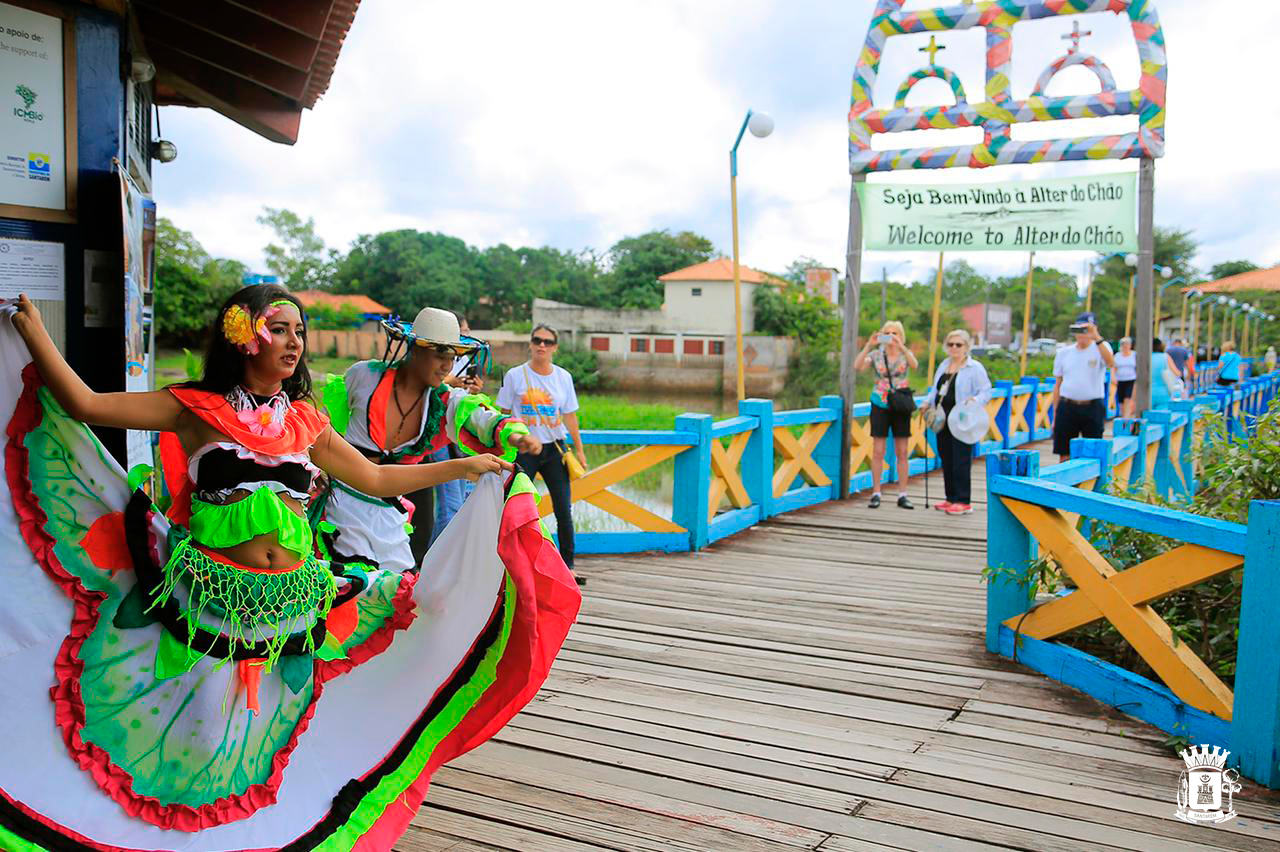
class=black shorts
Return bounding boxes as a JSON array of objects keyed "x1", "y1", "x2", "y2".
[
  {"x1": 1217, "y1": 377, "x2": 1237, "y2": 387},
  {"x1": 1115, "y1": 379, "x2": 1136, "y2": 404},
  {"x1": 870, "y1": 403, "x2": 911, "y2": 438},
  {"x1": 1053, "y1": 398, "x2": 1105, "y2": 456}
]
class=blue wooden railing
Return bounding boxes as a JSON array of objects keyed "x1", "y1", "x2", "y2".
[
  {"x1": 985, "y1": 368, "x2": 1280, "y2": 787},
  {"x1": 569, "y1": 357, "x2": 1262, "y2": 556}
]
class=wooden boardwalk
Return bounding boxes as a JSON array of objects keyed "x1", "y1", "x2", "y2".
[{"x1": 400, "y1": 446, "x2": 1280, "y2": 851}]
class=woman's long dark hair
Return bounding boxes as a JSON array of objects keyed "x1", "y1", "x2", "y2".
[{"x1": 190, "y1": 285, "x2": 313, "y2": 401}]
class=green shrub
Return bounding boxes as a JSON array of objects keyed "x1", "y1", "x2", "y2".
[
  {"x1": 553, "y1": 346, "x2": 605, "y2": 391},
  {"x1": 1046, "y1": 401, "x2": 1280, "y2": 689},
  {"x1": 306, "y1": 303, "x2": 364, "y2": 330}
]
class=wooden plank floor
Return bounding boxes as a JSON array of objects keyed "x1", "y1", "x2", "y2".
[{"x1": 400, "y1": 444, "x2": 1280, "y2": 851}]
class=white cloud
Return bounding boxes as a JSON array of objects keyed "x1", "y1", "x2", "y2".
[{"x1": 153, "y1": 0, "x2": 1280, "y2": 287}]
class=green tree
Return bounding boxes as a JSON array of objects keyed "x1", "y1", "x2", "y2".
[
  {"x1": 153, "y1": 218, "x2": 243, "y2": 346},
  {"x1": 1208, "y1": 260, "x2": 1258, "y2": 281},
  {"x1": 604, "y1": 230, "x2": 716, "y2": 309},
  {"x1": 334, "y1": 230, "x2": 484, "y2": 320},
  {"x1": 1089, "y1": 227, "x2": 1199, "y2": 340},
  {"x1": 258, "y1": 207, "x2": 332, "y2": 290},
  {"x1": 755, "y1": 276, "x2": 844, "y2": 406}
]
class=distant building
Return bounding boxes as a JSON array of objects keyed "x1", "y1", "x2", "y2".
[
  {"x1": 293, "y1": 291, "x2": 392, "y2": 332},
  {"x1": 530, "y1": 258, "x2": 790, "y2": 396},
  {"x1": 961, "y1": 303, "x2": 1013, "y2": 345},
  {"x1": 803, "y1": 267, "x2": 840, "y2": 303},
  {"x1": 657, "y1": 258, "x2": 785, "y2": 336}
]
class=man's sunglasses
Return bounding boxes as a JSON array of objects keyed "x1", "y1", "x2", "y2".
[{"x1": 531, "y1": 336, "x2": 558, "y2": 347}]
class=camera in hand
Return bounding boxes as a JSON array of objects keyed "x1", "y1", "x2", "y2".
[
  {"x1": 878, "y1": 333, "x2": 894, "y2": 345},
  {"x1": 1068, "y1": 323, "x2": 1088, "y2": 335},
  {"x1": 464, "y1": 362, "x2": 481, "y2": 379}
]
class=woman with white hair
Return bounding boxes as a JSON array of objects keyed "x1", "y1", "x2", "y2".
[{"x1": 921, "y1": 329, "x2": 992, "y2": 515}]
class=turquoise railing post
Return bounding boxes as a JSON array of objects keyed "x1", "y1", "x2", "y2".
[
  {"x1": 1104, "y1": 368, "x2": 1115, "y2": 418},
  {"x1": 815, "y1": 395, "x2": 845, "y2": 491},
  {"x1": 1170, "y1": 399, "x2": 1197, "y2": 495},
  {"x1": 1113, "y1": 417, "x2": 1147, "y2": 490},
  {"x1": 672, "y1": 413, "x2": 712, "y2": 551},
  {"x1": 1232, "y1": 500, "x2": 1280, "y2": 788},
  {"x1": 993, "y1": 380, "x2": 1014, "y2": 449},
  {"x1": 1069, "y1": 437, "x2": 1112, "y2": 542},
  {"x1": 1069, "y1": 437, "x2": 1112, "y2": 493},
  {"x1": 1020, "y1": 376, "x2": 1040, "y2": 440},
  {"x1": 1145, "y1": 410, "x2": 1175, "y2": 499},
  {"x1": 985, "y1": 450, "x2": 1039, "y2": 653},
  {"x1": 739, "y1": 398, "x2": 775, "y2": 520}
]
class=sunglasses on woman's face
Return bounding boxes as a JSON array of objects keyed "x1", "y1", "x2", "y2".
[
  {"x1": 531, "y1": 336, "x2": 557, "y2": 347},
  {"x1": 946, "y1": 341, "x2": 966, "y2": 348}
]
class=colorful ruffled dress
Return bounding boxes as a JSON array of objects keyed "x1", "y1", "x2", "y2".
[
  {"x1": 320, "y1": 361, "x2": 529, "y2": 573},
  {"x1": 0, "y1": 318, "x2": 581, "y2": 851}
]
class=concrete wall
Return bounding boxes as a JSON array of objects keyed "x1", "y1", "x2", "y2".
[
  {"x1": 309, "y1": 329, "x2": 385, "y2": 360},
  {"x1": 723, "y1": 335, "x2": 794, "y2": 397},
  {"x1": 602, "y1": 361, "x2": 724, "y2": 393},
  {"x1": 532, "y1": 298, "x2": 667, "y2": 335}
]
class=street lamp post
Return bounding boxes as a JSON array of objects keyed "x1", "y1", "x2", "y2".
[
  {"x1": 1209, "y1": 296, "x2": 1227, "y2": 357},
  {"x1": 1123, "y1": 253, "x2": 1139, "y2": 338},
  {"x1": 1185, "y1": 289, "x2": 1203, "y2": 357},
  {"x1": 729, "y1": 109, "x2": 774, "y2": 401},
  {"x1": 1179, "y1": 285, "x2": 1197, "y2": 344},
  {"x1": 1227, "y1": 298, "x2": 1240, "y2": 342},
  {"x1": 1153, "y1": 267, "x2": 1176, "y2": 339}
]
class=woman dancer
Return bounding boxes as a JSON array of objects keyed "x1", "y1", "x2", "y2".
[{"x1": 0, "y1": 287, "x2": 579, "y2": 851}]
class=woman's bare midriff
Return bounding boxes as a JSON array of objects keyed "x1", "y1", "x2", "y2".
[{"x1": 178, "y1": 411, "x2": 310, "y2": 572}]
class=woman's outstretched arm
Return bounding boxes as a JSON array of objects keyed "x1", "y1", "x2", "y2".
[
  {"x1": 311, "y1": 426, "x2": 513, "y2": 497},
  {"x1": 10, "y1": 295, "x2": 183, "y2": 432}
]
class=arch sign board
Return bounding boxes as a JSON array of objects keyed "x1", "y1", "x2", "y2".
[
  {"x1": 847, "y1": 0, "x2": 1167, "y2": 173},
  {"x1": 837, "y1": 0, "x2": 1169, "y2": 494}
]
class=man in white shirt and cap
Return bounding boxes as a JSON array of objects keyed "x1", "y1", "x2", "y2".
[{"x1": 1050, "y1": 312, "x2": 1116, "y2": 462}]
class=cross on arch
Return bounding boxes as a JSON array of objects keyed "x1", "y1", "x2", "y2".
[
  {"x1": 918, "y1": 34, "x2": 945, "y2": 66},
  {"x1": 1062, "y1": 20, "x2": 1091, "y2": 55}
]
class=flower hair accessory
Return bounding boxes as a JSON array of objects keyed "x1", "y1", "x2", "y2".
[{"x1": 223, "y1": 302, "x2": 291, "y2": 355}]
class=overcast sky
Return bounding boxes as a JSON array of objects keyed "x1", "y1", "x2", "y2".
[{"x1": 154, "y1": 0, "x2": 1279, "y2": 289}]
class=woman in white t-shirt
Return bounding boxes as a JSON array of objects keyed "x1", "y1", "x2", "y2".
[
  {"x1": 497, "y1": 324, "x2": 587, "y2": 585},
  {"x1": 1111, "y1": 337, "x2": 1138, "y2": 418}
]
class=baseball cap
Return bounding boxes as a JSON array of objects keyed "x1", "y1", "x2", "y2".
[{"x1": 1074, "y1": 312, "x2": 1096, "y2": 325}]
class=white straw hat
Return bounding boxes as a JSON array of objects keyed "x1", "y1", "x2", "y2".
[
  {"x1": 382, "y1": 307, "x2": 477, "y2": 354},
  {"x1": 948, "y1": 399, "x2": 990, "y2": 445}
]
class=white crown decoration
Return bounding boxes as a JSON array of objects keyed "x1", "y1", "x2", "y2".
[{"x1": 1179, "y1": 745, "x2": 1229, "y2": 771}]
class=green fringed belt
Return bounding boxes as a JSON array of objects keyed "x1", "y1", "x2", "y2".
[{"x1": 152, "y1": 536, "x2": 336, "y2": 669}]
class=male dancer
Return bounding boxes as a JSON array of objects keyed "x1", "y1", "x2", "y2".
[{"x1": 321, "y1": 307, "x2": 540, "y2": 572}]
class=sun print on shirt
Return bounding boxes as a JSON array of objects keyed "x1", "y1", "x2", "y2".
[{"x1": 520, "y1": 386, "x2": 561, "y2": 431}]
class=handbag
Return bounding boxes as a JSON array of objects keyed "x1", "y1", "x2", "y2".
[
  {"x1": 926, "y1": 373, "x2": 953, "y2": 433},
  {"x1": 555, "y1": 438, "x2": 586, "y2": 480},
  {"x1": 875, "y1": 352, "x2": 916, "y2": 414}
]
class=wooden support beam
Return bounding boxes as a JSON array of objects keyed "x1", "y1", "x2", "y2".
[
  {"x1": 1005, "y1": 544, "x2": 1243, "y2": 639},
  {"x1": 1001, "y1": 497, "x2": 1234, "y2": 719}
]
